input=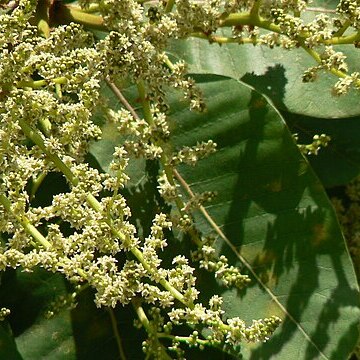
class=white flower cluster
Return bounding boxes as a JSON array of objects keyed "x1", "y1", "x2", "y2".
[
  {"x1": 303, "y1": 14, "x2": 333, "y2": 48},
  {"x1": 0, "y1": 1, "x2": 288, "y2": 358},
  {"x1": 293, "y1": 133, "x2": 331, "y2": 155},
  {"x1": 303, "y1": 46, "x2": 349, "y2": 86},
  {"x1": 270, "y1": 8, "x2": 305, "y2": 39},
  {"x1": 192, "y1": 240, "x2": 251, "y2": 289},
  {"x1": 337, "y1": 0, "x2": 360, "y2": 29},
  {"x1": 175, "y1": 0, "x2": 223, "y2": 36},
  {"x1": 0, "y1": 307, "x2": 10, "y2": 321},
  {"x1": 165, "y1": 0, "x2": 360, "y2": 95},
  {"x1": 333, "y1": 72, "x2": 360, "y2": 95},
  {"x1": 171, "y1": 140, "x2": 217, "y2": 166},
  {"x1": 168, "y1": 299, "x2": 281, "y2": 347}
]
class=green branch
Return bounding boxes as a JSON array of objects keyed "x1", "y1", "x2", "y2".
[
  {"x1": 16, "y1": 77, "x2": 68, "y2": 89},
  {"x1": 107, "y1": 79, "x2": 204, "y2": 251},
  {"x1": 0, "y1": 193, "x2": 88, "y2": 279},
  {"x1": 18, "y1": 116, "x2": 190, "y2": 307},
  {"x1": 195, "y1": 10, "x2": 358, "y2": 85},
  {"x1": 191, "y1": 32, "x2": 259, "y2": 45},
  {"x1": 0, "y1": 194, "x2": 51, "y2": 249},
  {"x1": 325, "y1": 31, "x2": 360, "y2": 45},
  {"x1": 30, "y1": 172, "x2": 47, "y2": 200},
  {"x1": 249, "y1": 0, "x2": 262, "y2": 19},
  {"x1": 219, "y1": 12, "x2": 282, "y2": 33},
  {"x1": 136, "y1": 81, "x2": 187, "y2": 216},
  {"x1": 164, "y1": 0, "x2": 175, "y2": 13},
  {"x1": 53, "y1": 3, "x2": 105, "y2": 31},
  {"x1": 132, "y1": 299, "x2": 173, "y2": 360},
  {"x1": 332, "y1": 19, "x2": 352, "y2": 38}
]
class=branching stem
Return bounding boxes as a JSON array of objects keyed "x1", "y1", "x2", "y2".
[
  {"x1": 0, "y1": 194, "x2": 51, "y2": 249},
  {"x1": 136, "y1": 81, "x2": 186, "y2": 215},
  {"x1": 17, "y1": 117, "x2": 189, "y2": 307},
  {"x1": 132, "y1": 299, "x2": 173, "y2": 360},
  {"x1": 55, "y1": 3, "x2": 105, "y2": 30},
  {"x1": 0, "y1": 193, "x2": 88, "y2": 279}
]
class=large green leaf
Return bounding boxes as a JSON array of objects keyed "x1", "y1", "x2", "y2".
[
  {"x1": 168, "y1": 76, "x2": 359, "y2": 359},
  {"x1": 90, "y1": 76, "x2": 360, "y2": 359}
]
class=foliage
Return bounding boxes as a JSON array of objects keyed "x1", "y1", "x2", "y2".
[{"x1": 0, "y1": 0, "x2": 359, "y2": 359}]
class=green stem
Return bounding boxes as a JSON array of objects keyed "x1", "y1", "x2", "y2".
[
  {"x1": 55, "y1": 83, "x2": 63, "y2": 99},
  {"x1": 31, "y1": 172, "x2": 47, "y2": 200},
  {"x1": 218, "y1": 10, "x2": 360, "y2": 46},
  {"x1": 163, "y1": 56, "x2": 174, "y2": 71},
  {"x1": 133, "y1": 299, "x2": 152, "y2": 333},
  {"x1": 325, "y1": 31, "x2": 360, "y2": 45},
  {"x1": 107, "y1": 308, "x2": 127, "y2": 360},
  {"x1": 17, "y1": 77, "x2": 68, "y2": 89},
  {"x1": 18, "y1": 118, "x2": 78, "y2": 184},
  {"x1": 132, "y1": 299, "x2": 173, "y2": 360},
  {"x1": 136, "y1": 82, "x2": 188, "y2": 218},
  {"x1": 192, "y1": 32, "x2": 260, "y2": 44},
  {"x1": 19, "y1": 118, "x2": 121, "y2": 220},
  {"x1": 0, "y1": 194, "x2": 52, "y2": 249},
  {"x1": 54, "y1": 3, "x2": 105, "y2": 31},
  {"x1": 82, "y1": 4, "x2": 101, "y2": 13},
  {"x1": 219, "y1": 12, "x2": 282, "y2": 33},
  {"x1": 204, "y1": 11, "x2": 356, "y2": 84},
  {"x1": 164, "y1": 0, "x2": 175, "y2": 13},
  {"x1": 132, "y1": 247, "x2": 187, "y2": 304},
  {"x1": 249, "y1": 0, "x2": 262, "y2": 19},
  {"x1": 0, "y1": 192, "x2": 88, "y2": 279},
  {"x1": 158, "y1": 333, "x2": 211, "y2": 346},
  {"x1": 299, "y1": 41, "x2": 347, "y2": 79},
  {"x1": 332, "y1": 19, "x2": 352, "y2": 38},
  {"x1": 39, "y1": 118, "x2": 52, "y2": 136}
]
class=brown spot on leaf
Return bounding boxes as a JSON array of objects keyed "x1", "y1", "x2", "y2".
[
  {"x1": 251, "y1": 97, "x2": 267, "y2": 109},
  {"x1": 312, "y1": 223, "x2": 328, "y2": 246},
  {"x1": 265, "y1": 179, "x2": 282, "y2": 193},
  {"x1": 253, "y1": 250, "x2": 279, "y2": 286}
]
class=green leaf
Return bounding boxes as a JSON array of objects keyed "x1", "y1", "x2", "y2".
[
  {"x1": 0, "y1": 321, "x2": 22, "y2": 360},
  {"x1": 169, "y1": 76, "x2": 360, "y2": 359},
  {"x1": 16, "y1": 309, "x2": 75, "y2": 360},
  {"x1": 69, "y1": 289, "x2": 142, "y2": 360},
  {"x1": 283, "y1": 111, "x2": 360, "y2": 187},
  {"x1": 0, "y1": 268, "x2": 76, "y2": 359},
  {"x1": 168, "y1": 20, "x2": 360, "y2": 118},
  {"x1": 1, "y1": 268, "x2": 128, "y2": 360},
  {"x1": 90, "y1": 76, "x2": 360, "y2": 359}
]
